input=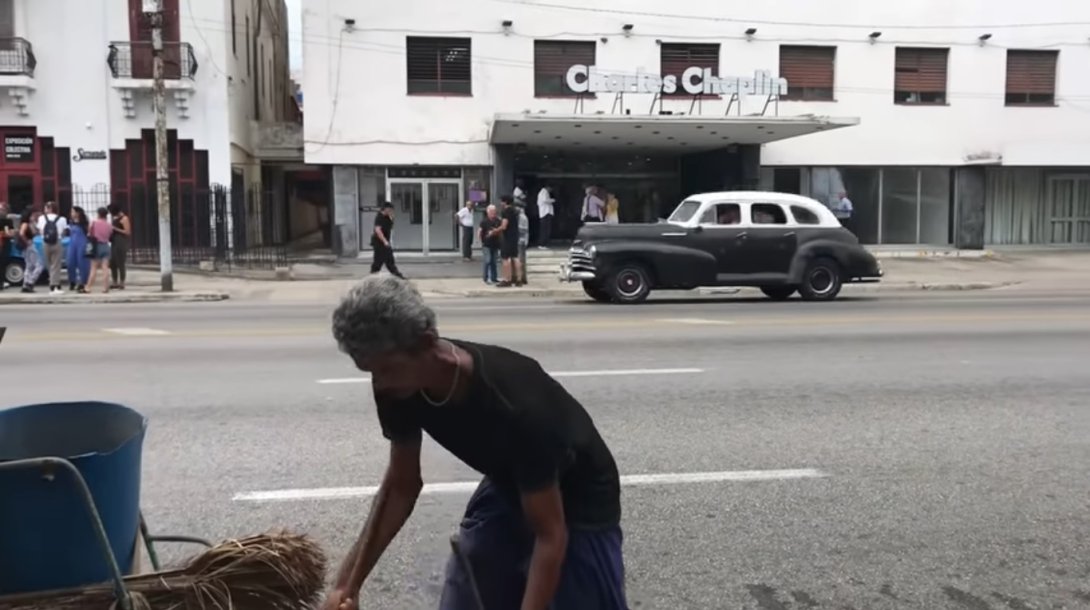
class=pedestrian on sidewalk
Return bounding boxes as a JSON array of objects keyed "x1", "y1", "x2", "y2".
[
  {"x1": 456, "y1": 201, "x2": 475, "y2": 261},
  {"x1": 517, "y1": 202, "x2": 529, "y2": 285},
  {"x1": 536, "y1": 184, "x2": 554, "y2": 249},
  {"x1": 479, "y1": 204, "x2": 501, "y2": 285},
  {"x1": 324, "y1": 275, "x2": 627, "y2": 610},
  {"x1": 17, "y1": 209, "x2": 43, "y2": 293},
  {"x1": 370, "y1": 202, "x2": 405, "y2": 279},
  {"x1": 86, "y1": 207, "x2": 113, "y2": 294},
  {"x1": 0, "y1": 201, "x2": 13, "y2": 291},
  {"x1": 66, "y1": 206, "x2": 92, "y2": 293},
  {"x1": 36, "y1": 201, "x2": 67, "y2": 294},
  {"x1": 497, "y1": 195, "x2": 521, "y2": 287},
  {"x1": 108, "y1": 204, "x2": 131, "y2": 290}
]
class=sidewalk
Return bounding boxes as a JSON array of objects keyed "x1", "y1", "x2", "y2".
[{"x1": 4, "y1": 250, "x2": 1087, "y2": 305}]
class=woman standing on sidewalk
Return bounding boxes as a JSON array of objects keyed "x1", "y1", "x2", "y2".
[
  {"x1": 17, "y1": 209, "x2": 43, "y2": 293},
  {"x1": 66, "y1": 206, "x2": 92, "y2": 293},
  {"x1": 87, "y1": 207, "x2": 113, "y2": 294},
  {"x1": 108, "y1": 203, "x2": 131, "y2": 290}
]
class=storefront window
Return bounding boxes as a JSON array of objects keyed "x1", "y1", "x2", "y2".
[
  {"x1": 919, "y1": 168, "x2": 952, "y2": 244},
  {"x1": 810, "y1": 167, "x2": 880, "y2": 244},
  {"x1": 881, "y1": 167, "x2": 919, "y2": 244}
]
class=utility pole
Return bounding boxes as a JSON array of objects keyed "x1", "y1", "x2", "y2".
[{"x1": 146, "y1": 0, "x2": 173, "y2": 291}]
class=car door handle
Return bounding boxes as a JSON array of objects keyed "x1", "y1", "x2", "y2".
[
  {"x1": 783, "y1": 231, "x2": 796, "y2": 237},
  {"x1": 736, "y1": 232, "x2": 748, "y2": 240}
]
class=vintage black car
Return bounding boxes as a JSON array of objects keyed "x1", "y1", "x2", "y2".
[{"x1": 558, "y1": 191, "x2": 883, "y2": 303}]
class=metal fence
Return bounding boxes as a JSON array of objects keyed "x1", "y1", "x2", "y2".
[{"x1": 71, "y1": 184, "x2": 288, "y2": 271}]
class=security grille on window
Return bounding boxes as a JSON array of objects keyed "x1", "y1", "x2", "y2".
[
  {"x1": 778, "y1": 45, "x2": 835, "y2": 101},
  {"x1": 894, "y1": 47, "x2": 948, "y2": 104},
  {"x1": 1005, "y1": 49, "x2": 1058, "y2": 106},
  {"x1": 660, "y1": 43, "x2": 719, "y2": 96},
  {"x1": 406, "y1": 36, "x2": 472, "y2": 95},
  {"x1": 534, "y1": 40, "x2": 595, "y2": 97}
]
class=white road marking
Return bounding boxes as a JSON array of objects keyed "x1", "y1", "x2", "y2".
[
  {"x1": 316, "y1": 367, "x2": 704, "y2": 385},
  {"x1": 233, "y1": 468, "x2": 827, "y2": 502},
  {"x1": 102, "y1": 327, "x2": 172, "y2": 336},
  {"x1": 658, "y1": 318, "x2": 736, "y2": 326}
]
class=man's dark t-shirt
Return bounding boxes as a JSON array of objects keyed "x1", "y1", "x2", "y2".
[
  {"x1": 374, "y1": 339, "x2": 621, "y2": 527},
  {"x1": 372, "y1": 213, "x2": 393, "y2": 248},
  {"x1": 479, "y1": 217, "x2": 501, "y2": 249},
  {"x1": 500, "y1": 205, "x2": 520, "y2": 245}
]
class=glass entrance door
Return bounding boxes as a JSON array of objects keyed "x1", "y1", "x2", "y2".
[
  {"x1": 3, "y1": 173, "x2": 39, "y2": 216},
  {"x1": 388, "y1": 181, "x2": 424, "y2": 251},
  {"x1": 425, "y1": 181, "x2": 460, "y2": 252}
]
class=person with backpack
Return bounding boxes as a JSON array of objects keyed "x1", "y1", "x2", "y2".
[{"x1": 36, "y1": 201, "x2": 68, "y2": 294}]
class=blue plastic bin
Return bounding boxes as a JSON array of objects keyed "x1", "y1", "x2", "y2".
[{"x1": 0, "y1": 401, "x2": 147, "y2": 595}]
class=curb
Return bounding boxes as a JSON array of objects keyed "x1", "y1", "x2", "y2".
[{"x1": 0, "y1": 292, "x2": 230, "y2": 305}]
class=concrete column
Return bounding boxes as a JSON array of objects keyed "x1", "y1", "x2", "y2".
[
  {"x1": 739, "y1": 144, "x2": 761, "y2": 189},
  {"x1": 331, "y1": 165, "x2": 360, "y2": 258},
  {"x1": 492, "y1": 144, "x2": 515, "y2": 203},
  {"x1": 955, "y1": 166, "x2": 986, "y2": 250}
]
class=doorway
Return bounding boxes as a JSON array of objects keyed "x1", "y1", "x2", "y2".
[
  {"x1": 128, "y1": 0, "x2": 181, "y2": 78},
  {"x1": 385, "y1": 178, "x2": 462, "y2": 253},
  {"x1": 1046, "y1": 175, "x2": 1090, "y2": 244},
  {"x1": 2, "y1": 173, "x2": 38, "y2": 215}
]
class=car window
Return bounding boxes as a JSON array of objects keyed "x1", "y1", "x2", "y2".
[
  {"x1": 790, "y1": 205, "x2": 821, "y2": 225},
  {"x1": 668, "y1": 200, "x2": 703, "y2": 223},
  {"x1": 699, "y1": 203, "x2": 742, "y2": 225},
  {"x1": 752, "y1": 203, "x2": 788, "y2": 225}
]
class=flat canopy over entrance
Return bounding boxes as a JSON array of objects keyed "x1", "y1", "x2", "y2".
[{"x1": 491, "y1": 113, "x2": 859, "y2": 152}]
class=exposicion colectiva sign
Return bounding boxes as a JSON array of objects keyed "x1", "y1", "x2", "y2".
[{"x1": 565, "y1": 65, "x2": 788, "y2": 97}]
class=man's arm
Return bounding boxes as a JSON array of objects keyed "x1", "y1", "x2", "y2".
[
  {"x1": 519, "y1": 484, "x2": 569, "y2": 610},
  {"x1": 331, "y1": 438, "x2": 423, "y2": 597},
  {"x1": 372, "y1": 223, "x2": 388, "y2": 246}
]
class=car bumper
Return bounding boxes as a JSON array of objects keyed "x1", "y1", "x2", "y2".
[{"x1": 558, "y1": 263, "x2": 597, "y2": 283}]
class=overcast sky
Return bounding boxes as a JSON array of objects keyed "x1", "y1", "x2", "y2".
[{"x1": 286, "y1": 0, "x2": 302, "y2": 72}]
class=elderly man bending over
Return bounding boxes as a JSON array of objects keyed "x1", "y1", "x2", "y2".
[{"x1": 323, "y1": 274, "x2": 628, "y2": 610}]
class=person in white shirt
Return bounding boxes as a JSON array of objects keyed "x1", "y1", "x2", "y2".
[
  {"x1": 536, "y1": 185, "x2": 555, "y2": 249},
  {"x1": 832, "y1": 192, "x2": 854, "y2": 233},
  {"x1": 36, "y1": 201, "x2": 69, "y2": 294},
  {"x1": 455, "y1": 201, "x2": 475, "y2": 261},
  {"x1": 581, "y1": 186, "x2": 605, "y2": 223}
]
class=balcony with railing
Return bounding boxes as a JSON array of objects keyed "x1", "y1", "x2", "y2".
[
  {"x1": 107, "y1": 41, "x2": 198, "y2": 81},
  {"x1": 107, "y1": 41, "x2": 199, "y2": 119},
  {"x1": 0, "y1": 37, "x2": 36, "y2": 77}
]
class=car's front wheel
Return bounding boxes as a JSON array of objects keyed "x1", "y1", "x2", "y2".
[
  {"x1": 4, "y1": 259, "x2": 25, "y2": 287},
  {"x1": 798, "y1": 257, "x2": 843, "y2": 301},
  {"x1": 760, "y1": 286, "x2": 796, "y2": 301},
  {"x1": 582, "y1": 281, "x2": 612, "y2": 303},
  {"x1": 606, "y1": 263, "x2": 652, "y2": 304}
]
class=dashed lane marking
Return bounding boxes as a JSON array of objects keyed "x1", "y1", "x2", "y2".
[
  {"x1": 233, "y1": 468, "x2": 829, "y2": 502},
  {"x1": 102, "y1": 327, "x2": 172, "y2": 336}
]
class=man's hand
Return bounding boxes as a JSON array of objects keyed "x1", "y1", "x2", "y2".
[{"x1": 321, "y1": 588, "x2": 358, "y2": 610}]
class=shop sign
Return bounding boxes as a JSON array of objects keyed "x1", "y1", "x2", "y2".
[
  {"x1": 73, "y1": 148, "x2": 108, "y2": 162},
  {"x1": 3, "y1": 135, "x2": 34, "y2": 162},
  {"x1": 565, "y1": 64, "x2": 788, "y2": 97}
]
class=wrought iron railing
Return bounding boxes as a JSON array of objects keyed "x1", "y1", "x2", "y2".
[
  {"x1": 106, "y1": 41, "x2": 198, "y2": 80},
  {"x1": 0, "y1": 38, "x2": 37, "y2": 77}
]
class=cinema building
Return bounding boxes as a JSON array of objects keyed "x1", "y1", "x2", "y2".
[{"x1": 302, "y1": 0, "x2": 1090, "y2": 256}]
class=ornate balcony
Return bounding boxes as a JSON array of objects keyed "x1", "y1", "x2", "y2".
[
  {"x1": 106, "y1": 41, "x2": 199, "y2": 119},
  {"x1": 0, "y1": 38, "x2": 37, "y2": 116}
]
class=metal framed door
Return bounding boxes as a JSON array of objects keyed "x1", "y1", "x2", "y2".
[
  {"x1": 387, "y1": 180, "x2": 425, "y2": 251},
  {"x1": 1046, "y1": 175, "x2": 1090, "y2": 244},
  {"x1": 386, "y1": 178, "x2": 463, "y2": 253},
  {"x1": 424, "y1": 180, "x2": 461, "y2": 252}
]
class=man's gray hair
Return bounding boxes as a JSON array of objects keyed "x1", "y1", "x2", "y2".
[{"x1": 332, "y1": 274, "x2": 437, "y2": 359}]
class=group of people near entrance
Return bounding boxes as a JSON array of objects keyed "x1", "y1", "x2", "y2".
[{"x1": 0, "y1": 201, "x2": 130, "y2": 294}]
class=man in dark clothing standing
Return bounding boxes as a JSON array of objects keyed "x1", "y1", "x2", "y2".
[
  {"x1": 324, "y1": 275, "x2": 628, "y2": 610},
  {"x1": 498, "y1": 195, "x2": 522, "y2": 287},
  {"x1": 370, "y1": 202, "x2": 404, "y2": 278}
]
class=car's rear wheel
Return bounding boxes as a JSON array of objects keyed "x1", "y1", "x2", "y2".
[
  {"x1": 760, "y1": 286, "x2": 796, "y2": 301},
  {"x1": 606, "y1": 263, "x2": 652, "y2": 304},
  {"x1": 4, "y1": 259, "x2": 25, "y2": 287},
  {"x1": 582, "y1": 281, "x2": 612, "y2": 303},
  {"x1": 798, "y1": 257, "x2": 843, "y2": 301}
]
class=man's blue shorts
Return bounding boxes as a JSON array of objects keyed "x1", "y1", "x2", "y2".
[{"x1": 438, "y1": 478, "x2": 629, "y2": 610}]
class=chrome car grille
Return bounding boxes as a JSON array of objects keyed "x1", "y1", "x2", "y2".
[{"x1": 567, "y1": 247, "x2": 597, "y2": 274}]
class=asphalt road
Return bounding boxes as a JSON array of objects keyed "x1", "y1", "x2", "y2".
[{"x1": 3, "y1": 290, "x2": 1090, "y2": 610}]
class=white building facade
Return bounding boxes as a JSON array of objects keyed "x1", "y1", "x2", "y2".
[
  {"x1": 0, "y1": 0, "x2": 294, "y2": 250},
  {"x1": 302, "y1": 0, "x2": 1090, "y2": 255}
]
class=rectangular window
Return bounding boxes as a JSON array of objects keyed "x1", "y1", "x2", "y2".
[
  {"x1": 778, "y1": 45, "x2": 835, "y2": 101},
  {"x1": 406, "y1": 36, "x2": 472, "y2": 95},
  {"x1": 0, "y1": 0, "x2": 14, "y2": 38},
  {"x1": 1006, "y1": 49, "x2": 1058, "y2": 106},
  {"x1": 246, "y1": 16, "x2": 251, "y2": 77},
  {"x1": 660, "y1": 43, "x2": 719, "y2": 96},
  {"x1": 230, "y1": 0, "x2": 236, "y2": 57},
  {"x1": 894, "y1": 47, "x2": 948, "y2": 104},
  {"x1": 534, "y1": 40, "x2": 595, "y2": 97}
]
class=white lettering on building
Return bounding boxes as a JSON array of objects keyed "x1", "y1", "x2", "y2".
[{"x1": 565, "y1": 65, "x2": 788, "y2": 97}]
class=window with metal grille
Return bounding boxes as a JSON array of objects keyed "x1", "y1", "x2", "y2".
[
  {"x1": 894, "y1": 47, "x2": 948, "y2": 104},
  {"x1": 406, "y1": 36, "x2": 472, "y2": 96},
  {"x1": 534, "y1": 40, "x2": 596, "y2": 97},
  {"x1": 778, "y1": 45, "x2": 835, "y2": 101},
  {"x1": 1005, "y1": 49, "x2": 1058, "y2": 106},
  {"x1": 660, "y1": 43, "x2": 719, "y2": 96}
]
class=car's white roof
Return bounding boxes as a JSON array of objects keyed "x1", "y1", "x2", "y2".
[{"x1": 684, "y1": 191, "x2": 825, "y2": 207}]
